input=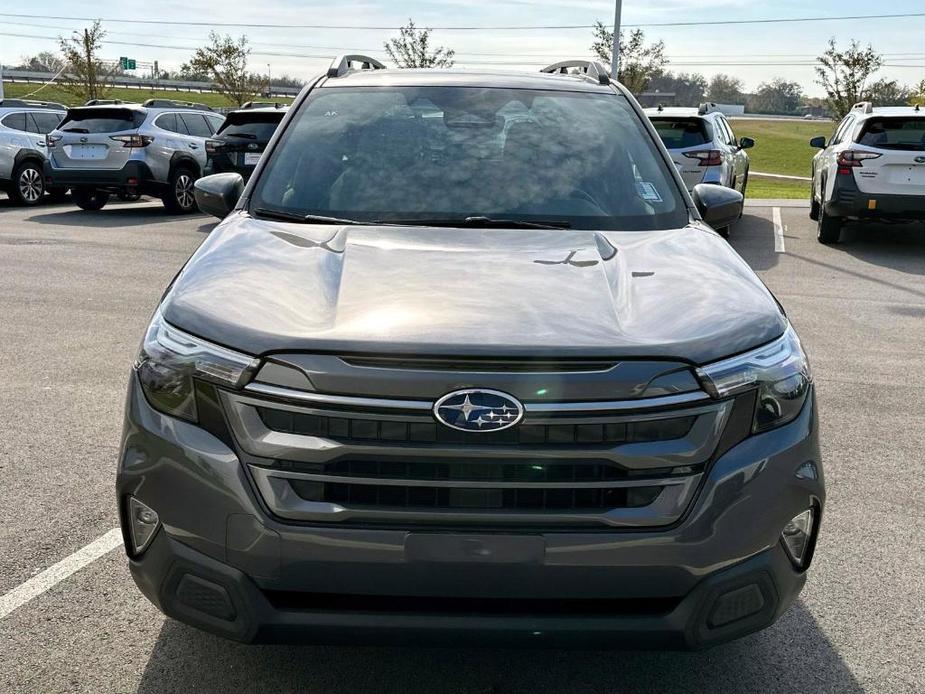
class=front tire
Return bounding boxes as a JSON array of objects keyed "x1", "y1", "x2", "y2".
[
  {"x1": 817, "y1": 208, "x2": 842, "y2": 244},
  {"x1": 162, "y1": 167, "x2": 198, "y2": 214},
  {"x1": 72, "y1": 188, "x2": 110, "y2": 211},
  {"x1": 10, "y1": 161, "x2": 45, "y2": 206}
]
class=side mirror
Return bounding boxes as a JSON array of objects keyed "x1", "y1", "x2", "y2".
[
  {"x1": 809, "y1": 136, "x2": 827, "y2": 149},
  {"x1": 194, "y1": 173, "x2": 244, "y2": 219},
  {"x1": 692, "y1": 184, "x2": 744, "y2": 231},
  {"x1": 739, "y1": 136, "x2": 755, "y2": 150}
]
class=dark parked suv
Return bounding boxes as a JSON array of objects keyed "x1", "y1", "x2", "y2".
[
  {"x1": 119, "y1": 57, "x2": 823, "y2": 649},
  {"x1": 205, "y1": 102, "x2": 288, "y2": 181}
]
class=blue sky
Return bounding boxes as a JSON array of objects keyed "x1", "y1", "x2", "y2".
[{"x1": 1, "y1": 1, "x2": 924, "y2": 95}]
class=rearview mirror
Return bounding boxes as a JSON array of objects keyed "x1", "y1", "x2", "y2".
[
  {"x1": 194, "y1": 173, "x2": 244, "y2": 219},
  {"x1": 809, "y1": 136, "x2": 827, "y2": 149},
  {"x1": 692, "y1": 184, "x2": 744, "y2": 231},
  {"x1": 739, "y1": 136, "x2": 755, "y2": 150}
]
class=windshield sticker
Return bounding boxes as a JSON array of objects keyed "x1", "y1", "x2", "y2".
[{"x1": 636, "y1": 181, "x2": 663, "y2": 202}]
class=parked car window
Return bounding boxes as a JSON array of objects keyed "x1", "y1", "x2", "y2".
[
  {"x1": 154, "y1": 113, "x2": 180, "y2": 133},
  {"x1": 252, "y1": 86, "x2": 687, "y2": 231},
  {"x1": 59, "y1": 108, "x2": 145, "y2": 133},
  {"x1": 1, "y1": 112, "x2": 28, "y2": 131},
  {"x1": 857, "y1": 117, "x2": 925, "y2": 151},
  {"x1": 205, "y1": 114, "x2": 225, "y2": 134},
  {"x1": 649, "y1": 118, "x2": 711, "y2": 148},
  {"x1": 180, "y1": 113, "x2": 212, "y2": 138},
  {"x1": 216, "y1": 113, "x2": 283, "y2": 141},
  {"x1": 30, "y1": 111, "x2": 63, "y2": 134},
  {"x1": 721, "y1": 118, "x2": 738, "y2": 145},
  {"x1": 830, "y1": 116, "x2": 855, "y2": 145}
]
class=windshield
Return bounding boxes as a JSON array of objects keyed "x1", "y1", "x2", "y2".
[
  {"x1": 649, "y1": 118, "x2": 711, "y2": 149},
  {"x1": 250, "y1": 86, "x2": 687, "y2": 231},
  {"x1": 59, "y1": 108, "x2": 145, "y2": 133},
  {"x1": 857, "y1": 117, "x2": 925, "y2": 151},
  {"x1": 217, "y1": 113, "x2": 284, "y2": 141}
]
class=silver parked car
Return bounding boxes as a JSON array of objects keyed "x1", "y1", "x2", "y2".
[
  {"x1": 644, "y1": 104, "x2": 754, "y2": 236},
  {"x1": 44, "y1": 99, "x2": 225, "y2": 213},
  {"x1": 0, "y1": 99, "x2": 66, "y2": 206}
]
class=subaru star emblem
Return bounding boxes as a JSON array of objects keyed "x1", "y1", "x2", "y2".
[
  {"x1": 433, "y1": 389, "x2": 524, "y2": 432},
  {"x1": 248, "y1": 143, "x2": 259, "y2": 150},
  {"x1": 916, "y1": 156, "x2": 925, "y2": 164},
  {"x1": 80, "y1": 137, "x2": 88, "y2": 143}
]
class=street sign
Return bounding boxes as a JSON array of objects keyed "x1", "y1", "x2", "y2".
[{"x1": 119, "y1": 57, "x2": 137, "y2": 70}]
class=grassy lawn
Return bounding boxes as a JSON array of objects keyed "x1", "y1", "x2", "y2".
[
  {"x1": 2, "y1": 82, "x2": 293, "y2": 109},
  {"x1": 730, "y1": 118, "x2": 833, "y2": 178},
  {"x1": 747, "y1": 176, "x2": 811, "y2": 200}
]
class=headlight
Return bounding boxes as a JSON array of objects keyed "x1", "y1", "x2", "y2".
[
  {"x1": 134, "y1": 310, "x2": 259, "y2": 421},
  {"x1": 697, "y1": 325, "x2": 812, "y2": 433}
]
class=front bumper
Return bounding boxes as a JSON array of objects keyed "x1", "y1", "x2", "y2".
[
  {"x1": 117, "y1": 376, "x2": 824, "y2": 649},
  {"x1": 43, "y1": 160, "x2": 158, "y2": 193},
  {"x1": 825, "y1": 173, "x2": 925, "y2": 220}
]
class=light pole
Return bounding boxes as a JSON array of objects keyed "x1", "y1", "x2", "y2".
[
  {"x1": 611, "y1": 0, "x2": 623, "y2": 78},
  {"x1": 267, "y1": 63, "x2": 271, "y2": 98}
]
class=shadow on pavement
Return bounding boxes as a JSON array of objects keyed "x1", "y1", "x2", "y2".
[
  {"x1": 727, "y1": 213, "x2": 779, "y2": 272},
  {"x1": 836, "y1": 221, "x2": 925, "y2": 276},
  {"x1": 136, "y1": 601, "x2": 861, "y2": 694},
  {"x1": 23, "y1": 204, "x2": 207, "y2": 228}
]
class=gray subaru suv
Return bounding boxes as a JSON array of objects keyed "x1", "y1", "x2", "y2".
[
  {"x1": 118, "y1": 57, "x2": 823, "y2": 649},
  {"x1": 45, "y1": 99, "x2": 224, "y2": 213}
]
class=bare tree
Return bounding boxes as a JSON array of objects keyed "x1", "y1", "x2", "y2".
[
  {"x1": 16, "y1": 51, "x2": 66, "y2": 73},
  {"x1": 911, "y1": 80, "x2": 925, "y2": 107},
  {"x1": 591, "y1": 23, "x2": 667, "y2": 94},
  {"x1": 184, "y1": 33, "x2": 261, "y2": 106},
  {"x1": 385, "y1": 20, "x2": 455, "y2": 69},
  {"x1": 815, "y1": 39, "x2": 882, "y2": 119},
  {"x1": 58, "y1": 21, "x2": 116, "y2": 102}
]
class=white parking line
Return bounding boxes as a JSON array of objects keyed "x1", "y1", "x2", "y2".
[
  {"x1": 0, "y1": 528, "x2": 123, "y2": 620},
  {"x1": 773, "y1": 207, "x2": 786, "y2": 253}
]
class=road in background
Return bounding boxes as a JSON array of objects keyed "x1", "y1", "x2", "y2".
[{"x1": 0, "y1": 198, "x2": 922, "y2": 693}]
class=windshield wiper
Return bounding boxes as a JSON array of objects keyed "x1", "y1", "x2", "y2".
[
  {"x1": 253, "y1": 208, "x2": 366, "y2": 225},
  {"x1": 226, "y1": 133, "x2": 258, "y2": 139},
  {"x1": 62, "y1": 128, "x2": 89, "y2": 134},
  {"x1": 382, "y1": 216, "x2": 572, "y2": 229}
]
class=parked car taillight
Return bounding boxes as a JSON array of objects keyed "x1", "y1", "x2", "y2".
[
  {"x1": 683, "y1": 150, "x2": 723, "y2": 167},
  {"x1": 110, "y1": 134, "x2": 154, "y2": 148},
  {"x1": 46, "y1": 135, "x2": 62, "y2": 148},
  {"x1": 205, "y1": 139, "x2": 224, "y2": 154},
  {"x1": 837, "y1": 150, "x2": 881, "y2": 174}
]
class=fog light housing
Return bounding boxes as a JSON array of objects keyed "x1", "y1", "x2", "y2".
[
  {"x1": 781, "y1": 508, "x2": 815, "y2": 568},
  {"x1": 128, "y1": 497, "x2": 160, "y2": 555}
]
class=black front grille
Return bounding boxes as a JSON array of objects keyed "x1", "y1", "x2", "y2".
[
  {"x1": 289, "y1": 478, "x2": 663, "y2": 512},
  {"x1": 264, "y1": 590, "x2": 682, "y2": 616},
  {"x1": 256, "y1": 407, "x2": 696, "y2": 447}
]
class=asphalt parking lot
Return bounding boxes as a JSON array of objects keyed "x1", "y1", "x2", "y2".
[{"x1": 0, "y1": 196, "x2": 923, "y2": 694}]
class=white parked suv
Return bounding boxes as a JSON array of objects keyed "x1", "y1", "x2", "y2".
[
  {"x1": 0, "y1": 99, "x2": 66, "y2": 205},
  {"x1": 45, "y1": 99, "x2": 225, "y2": 213},
  {"x1": 644, "y1": 104, "x2": 753, "y2": 237},
  {"x1": 810, "y1": 102, "x2": 925, "y2": 244}
]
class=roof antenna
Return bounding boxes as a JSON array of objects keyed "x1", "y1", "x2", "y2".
[{"x1": 657, "y1": 104, "x2": 664, "y2": 112}]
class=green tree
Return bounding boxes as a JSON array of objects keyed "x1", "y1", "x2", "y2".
[
  {"x1": 747, "y1": 78, "x2": 803, "y2": 115},
  {"x1": 57, "y1": 21, "x2": 116, "y2": 102},
  {"x1": 707, "y1": 74, "x2": 744, "y2": 104},
  {"x1": 591, "y1": 23, "x2": 667, "y2": 94},
  {"x1": 385, "y1": 20, "x2": 455, "y2": 68},
  {"x1": 184, "y1": 33, "x2": 261, "y2": 106},
  {"x1": 865, "y1": 78, "x2": 911, "y2": 107},
  {"x1": 910, "y1": 80, "x2": 925, "y2": 107},
  {"x1": 815, "y1": 39, "x2": 882, "y2": 119},
  {"x1": 648, "y1": 71, "x2": 708, "y2": 106}
]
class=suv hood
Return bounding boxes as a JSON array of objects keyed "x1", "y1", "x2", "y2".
[{"x1": 163, "y1": 213, "x2": 786, "y2": 365}]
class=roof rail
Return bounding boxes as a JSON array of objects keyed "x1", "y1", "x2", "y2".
[
  {"x1": 141, "y1": 98, "x2": 215, "y2": 112},
  {"x1": 852, "y1": 101, "x2": 874, "y2": 114},
  {"x1": 540, "y1": 60, "x2": 610, "y2": 85},
  {"x1": 327, "y1": 54, "x2": 387, "y2": 78},
  {"x1": 241, "y1": 101, "x2": 285, "y2": 110},
  {"x1": 698, "y1": 102, "x2": 719, "y2": 115},
  {"x1": 0, "y1": 98, "x2": 67, "y2": 110},
  {"x1": 85, "y1": 99, "x2": 128, "y2": 106}
]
